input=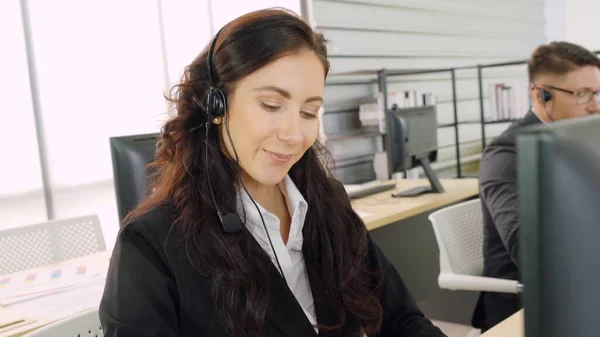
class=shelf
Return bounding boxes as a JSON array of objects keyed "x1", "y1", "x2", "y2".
[
  {"x1": 438, "y1": 122, "x2": 456, "y2": 128},
  {"x1": 438, "y1": 119, "x2": 478, "y2": 127},
  {"x1": 437, "y1": 118, "x2": 517, "y2": 128},
  {"x1": 362, "y1": 52, "x2": 600, "y2": 180},
  {"x1": 483, "y1": 119, "x2": 518, "y2": 124},
  {"x1": 325, "y1": 128, "x2": 382, "y2": 141},
  {"x1": 431, "y1": 153, "x2": 482, "y2": 172}
]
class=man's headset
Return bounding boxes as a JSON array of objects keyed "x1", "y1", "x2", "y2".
[
  {"x1": 201, "y1": 28, "x2": 286, "y2": 279},
  {"x1": 540, "y1": 88, "x2": 553, "y2": 105},
  {"x1": 536, "y1": 86, "x2": 555, "y2": 121}
]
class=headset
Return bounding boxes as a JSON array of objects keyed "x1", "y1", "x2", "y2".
[
  {"x1": 539, "y1": 87, "x2": 555, "y2": 121},
  {"x1": 203, "y1": 27, "x2": 240, "y2": 234},
  {"x1": 204, "y1": 28, "x2": 228, "y2": 120},
  {"x1": 202, "y1": 28, "x2": 286, "y2": 278},
  {"x1": 532, "y1": 84, "x2": 554, "y2": 121},
  {"x1": 540, "y1": 88, "x2": 553, "y2": 105}
]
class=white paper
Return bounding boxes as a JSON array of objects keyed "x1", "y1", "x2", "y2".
[
  {"x1": 355, "y1": 210, "x2": 374, "y2": 218},
  {"x1": 0, "y1": 261, "x2": 103, "y2": 306},
  {"x1": 13, "y1": 282, "x2": 104, "y2": 321}
]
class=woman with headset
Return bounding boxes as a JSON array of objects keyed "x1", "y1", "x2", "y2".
[{"x1": 99, "y1": 8, "x2": 446, "y2": 337}]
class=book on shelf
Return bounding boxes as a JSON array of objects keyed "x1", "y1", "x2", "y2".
[
  {"x1": 378, "y1": 90, "x2": 436, "y2": 110},
  {"x1": 488, "y1": 81, "x2": 530, "y2": 122},
  {"x1": 358, "y1": 90, "x2": 437, "y2": 134}
]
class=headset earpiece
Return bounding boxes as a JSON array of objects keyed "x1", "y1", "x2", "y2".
[
  {"x1": 540, "y1": 89, "x2": 553, "y2": 104},
  {"x1": 205, "y1": 27, "x2": 227, "y2": 121},
  {"x1": 205, "y1": 87, "x2": 227, "y2": 118},
  {"x1": 538, "y1": 88, "x2": 555, "y2": 121}
]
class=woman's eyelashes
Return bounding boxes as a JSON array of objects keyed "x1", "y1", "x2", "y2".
[
  {"x1": 300, "y1": 110, "x2": 318, "y2": 119},
  {"x1": 260, "y1": 100, "x2": 319, "y2": 119},
  {"x1": 301, "y1": 104, "x2": 320, "y2": 119},
  {"x1": 260, "y1": 101, "x2": 281, "y2": 112}
]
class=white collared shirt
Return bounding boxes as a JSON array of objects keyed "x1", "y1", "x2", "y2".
[{"x1": 237, "y1": 175, "x2": 318, "y2": 332}]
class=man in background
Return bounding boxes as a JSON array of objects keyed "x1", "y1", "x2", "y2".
[{"x1": 474, "y1": 41, "x2": 600, "y2": 331}]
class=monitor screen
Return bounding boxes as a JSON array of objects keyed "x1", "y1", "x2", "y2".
[
  {"x1": 517, "y1": 114, "x2": 600, "y2": 337},
  {"x1": 109, "y1": 133, "x2": 158, "y2": 222}
]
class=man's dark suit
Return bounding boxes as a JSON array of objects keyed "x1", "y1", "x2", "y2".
[{"x1": 472, "y1": 110, "x2": 542, "y2": 331}]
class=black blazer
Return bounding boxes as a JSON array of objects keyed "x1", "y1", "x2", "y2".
[
  {"x1": 472, "y1": 110, "x2": 542, "y2": 331},
  {"x1": 99, "y1": 201, "x2": 446, "y2": 337}
]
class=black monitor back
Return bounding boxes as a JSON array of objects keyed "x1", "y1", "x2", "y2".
[
  {"x1": 517, "y1": 114, "x2": 600, "y2": 337},
  {"x1": 387, "y1": 105, "x2": 438, "y2": 174},
  {"x1": 110, "y1": 133, "x2": 158, "y2": 222}
]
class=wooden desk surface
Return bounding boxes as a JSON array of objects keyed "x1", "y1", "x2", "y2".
[
  {"x1": 481, "y1": 309, "x2": 524, "y2": 337},
  {"x1": 352, "y1": 179, "x2": 479, "y2": 231}
]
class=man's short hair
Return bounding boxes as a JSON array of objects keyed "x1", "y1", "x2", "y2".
[{"x1": 528, "y1": 41, "x2": 600, "y2": 83}]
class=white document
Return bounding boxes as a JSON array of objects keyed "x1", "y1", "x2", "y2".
[{"x1": 0, "y1": 260, "x2": 103, "y2": 306}]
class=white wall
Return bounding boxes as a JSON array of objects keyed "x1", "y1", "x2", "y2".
[
  {"x1": 545, "y1": 0, "x2": 600, "y2": 51},
  {"x1": 544, "y1": 0, "x2": 566, "y2": 42},
  {"x1": 565, "y1": 0, "x2": 600, "y2": 51},
  {"x1": 211, "y1": 0, "x2": 300, "y2": 32}
]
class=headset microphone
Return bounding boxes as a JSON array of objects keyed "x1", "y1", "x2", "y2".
[
  {"x1": 204, "y1": 122, "x2": 242, "y2": 234},
  {"x1": 220, "y1": 212, "x2": 243, "y2": 234}
]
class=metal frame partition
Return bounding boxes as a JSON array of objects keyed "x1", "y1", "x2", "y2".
[
  {"x1": 376, "y1": 68, "x2": 463, "y2": 178},
  {"x1": 330, "y1": 50, "x2": 600, "y2": 179}
]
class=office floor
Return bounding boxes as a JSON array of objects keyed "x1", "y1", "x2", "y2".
[{"x1": 432, "y1": 320, "x2": 479, "y2": 337}]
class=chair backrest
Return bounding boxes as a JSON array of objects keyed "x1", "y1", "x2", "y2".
[
  {"x1": 23, "y1": 308, "x2": 103, "y2": 337},
  {"x1": 428, "y1": 198, "x2": 484, "y2": 276},
  {"x1": 0, "y1": 215, "x2": 106, "y2": 275}
]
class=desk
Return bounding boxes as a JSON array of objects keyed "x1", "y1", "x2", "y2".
[
  {"x1": 352, "y1": 179, "x2": 479, "y2": 231},
  {"x1": 352, "y1": 178, "x2": 479, "y2": 311},
  {"x1": 0, "y1": 251, "x2": 110, "y2": 337},
  {"x1": 481, "y1": 310, "x2": 524, "y2": 337}
]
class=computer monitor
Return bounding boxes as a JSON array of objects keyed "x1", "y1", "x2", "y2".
[
  {"x1": 517, "y1": 114, "x2": 600, "y2": 337},
  {"x1": 109, "y1": 133, "x2": 158, "y2": 222},
  {"x1": 385, "y1": 105, "x2": 444, "y2": 197}
]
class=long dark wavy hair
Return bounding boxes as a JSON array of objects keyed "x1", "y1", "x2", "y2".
[{"x1": 125, "y1": 8, "x2": 383, "y2": 337}]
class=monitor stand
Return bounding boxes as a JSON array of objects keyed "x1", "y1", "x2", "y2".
[{"x1": 392, "y1": 156, "x2": 445, "y2": 197}]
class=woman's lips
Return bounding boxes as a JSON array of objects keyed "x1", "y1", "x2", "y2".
[{"x1": 263, "y1": 150, "x2": 293, "y2": 164}]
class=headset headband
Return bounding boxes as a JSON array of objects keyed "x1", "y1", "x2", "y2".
[{"x1": 207, "y1": 27, "x2": 225, "y2": 88}]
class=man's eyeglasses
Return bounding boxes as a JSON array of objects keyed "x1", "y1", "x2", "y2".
[{"x1": 540, "y1": 85, "x2": 600, "y2": 105}]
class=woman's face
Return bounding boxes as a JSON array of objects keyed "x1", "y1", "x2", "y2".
[{"x1": 220, "y1": 51, "x2": 325, "y2": 187}]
